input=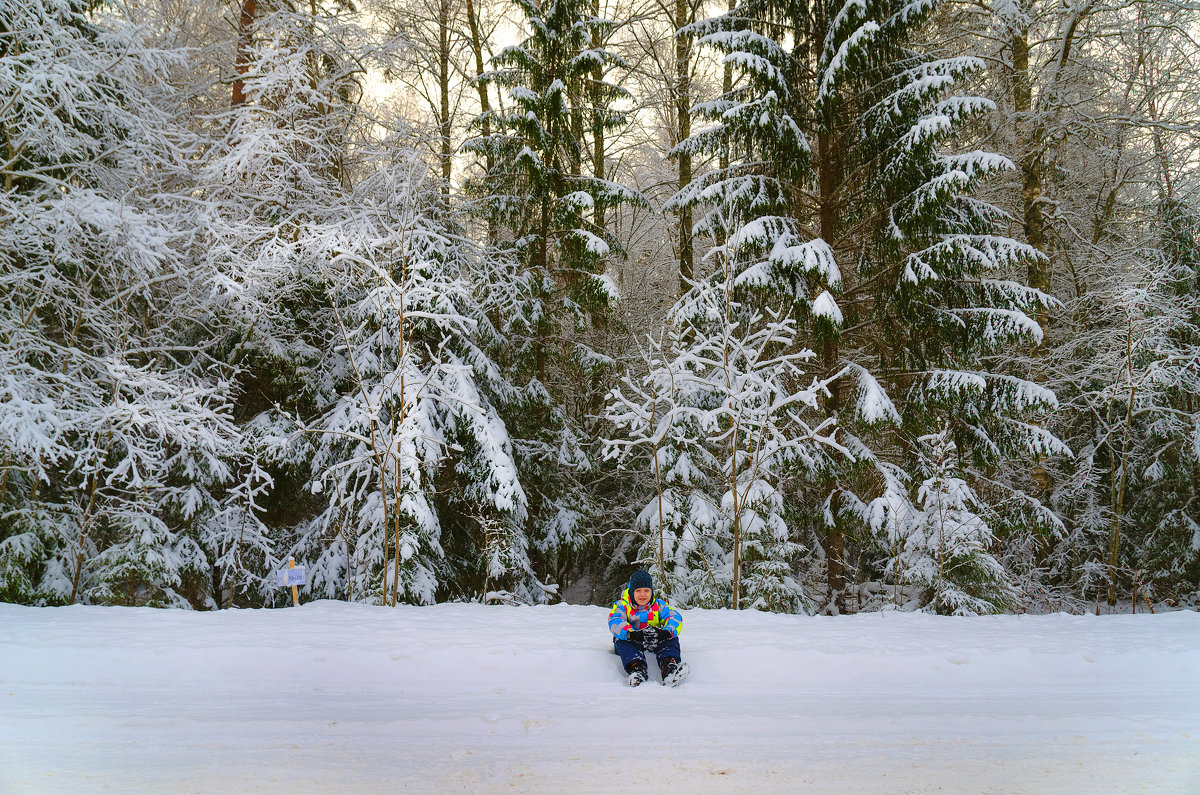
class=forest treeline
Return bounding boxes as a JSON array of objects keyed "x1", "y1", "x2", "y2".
[{"x1": 1, "y1": 0, "x2": 1197, "y2": 613}]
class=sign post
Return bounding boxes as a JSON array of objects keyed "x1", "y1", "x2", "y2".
[
  {"x1": 288, "y1": 557, "x2": 299, "y2": 607},
  {"x1": 277, "y1": 557, "x2": 306, "y2": 606}
]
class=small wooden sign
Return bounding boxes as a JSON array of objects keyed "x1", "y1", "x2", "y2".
[
  {"x1": 278, "y1": 567, "x2": 307, "y2": 587},
  {"x1": 278, "y1": 557, "x2": 305, "y2": 606}
]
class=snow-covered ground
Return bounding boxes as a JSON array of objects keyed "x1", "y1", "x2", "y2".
[{"x1": 2, "y1": 602, "x2": 1198, "y2": 793}]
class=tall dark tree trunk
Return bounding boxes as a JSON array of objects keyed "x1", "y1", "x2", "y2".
[
  {"x1": 591, "y1": 0, "x2": 605, "y2": 231},
  {"x1": 814, "y1": 1, "x2": 846, "y2": 615},
  {"x1": 675, "y1": 0, "x2": 694, "y2": 289},
  {"x1": 231, "y1": 0, "x2": 258, "y2": 108},
  {"x1": 818, "y1": 127, "x2": 846, "y2": 615},
  {"x1": 718, "y1": 0, "x2": 733, "y2": 177},
  {"x1": 464, "y1": 0, "x2": 495, "y2": 242},
  {"x1": 1012, "y1": 26, "x2": 1049, "y2": 334},
  {"x1": 438, "y1": 0, "x2": 453, "y2": 191},
  {"x1": 1011, "y1": 21, "x2": 1056, "y2": 493}
]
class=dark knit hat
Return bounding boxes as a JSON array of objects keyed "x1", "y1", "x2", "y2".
[{"x1": 627, "y1": 569, "x2": 653, "y2": 599}]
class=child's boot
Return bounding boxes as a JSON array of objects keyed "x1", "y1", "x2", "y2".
[
  {"x1": 659, "y1": 657, "x2": 690, "y2": 687},
  {"x1": 625, "y1": 659, "x2": 648, "y2": 687}
]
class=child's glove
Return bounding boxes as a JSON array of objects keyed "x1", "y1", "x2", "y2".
[
  {"x1": 627, "y1": 627, "x2": 673, "y2": 650},
  {"x1": 626, "y1": 628, "x2": 654, "y2": 649},
  {"x1": 650, "y1": 627, "x2": 674, "y2": 644}
]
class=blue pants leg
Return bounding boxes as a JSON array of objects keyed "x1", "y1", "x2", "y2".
[
  {"x1": 655, "y1": 636, "x2": 682, "y2": 664},
  {"x1": 614, "y1": 636, "x2": 683, "y2": 670},
  {"x1": 614, "y1": 638, "x2": 646, "y2": 670}
]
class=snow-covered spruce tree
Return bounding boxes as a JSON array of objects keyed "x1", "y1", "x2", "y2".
[
  {"x1": 464, "y1": 0, "x2": 643, "y2": 591},
  {"x1": 192, "y1": 0, "x2": 393, "y2": 606},
  {"x1": 672, "y1": 0, "x2": 1064, "y2": 612},
  {"x1": 202, "y1": 452, "x2": 278, "y2": 608},
  {"x1": 888, "y1": 429, "x2": 1016, "y2": 614},
  {"x1": 1044, "y1": 197, "x2": 1200, "y2": 608},
  {"x1": 293, "y1": 153, "x2": 545, "y2": 606},
  {"x1": 0, "y1": 0, "x2": 241, "y2": 607},
  {"x1": 1125, "y1": 198, "x2": 1200, "y2": 602},
  {"x1": 468, "y1": 0, "x2": 639, "y2": 351},
  {"x1": 606, "y1": 275, "x2": 843, "y2": 611},
  {"x1": 966, "y1": 0, "x2": 1200, "y2": 609},
  {"x1": 605, "y1": 326, "x2": 724, "y2": 605},
  {"x1": 191, "y1": 1, "x2": 544, "y2": 605},
  {"x1": 662, "y1": 0, "x2": 849, "y2": 610},
  {"x1": 738, "y1": 477, "x2": 814, "y2": 612}
]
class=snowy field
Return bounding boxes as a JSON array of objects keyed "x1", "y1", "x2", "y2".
[{"x1": 2, "y1": 602, "x2": 1198, "y2": 793}]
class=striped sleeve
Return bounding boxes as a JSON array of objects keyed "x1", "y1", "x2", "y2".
[
  {"x1": 608, "y1": 600, "x2": 631, "y2": 639},
  {"x1": 661, "y1": 601, "x2": 682, "y2": 634}
]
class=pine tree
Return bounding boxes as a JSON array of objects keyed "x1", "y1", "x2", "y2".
[
  {"x1": 197, "y1": 0, "x2": 399, "y2": 606},
  {"x1": 739, "y1": 479, "x2": 813, "y2": 612},
  {"x1": 1127, "y1": 198, "x2": 1200, "y2": 600},
  {"x1": 204, "y1": 455, "x2": 278, "y2": 609},
  {"x1": 607, "y1": 326, "x2": 726, "y2": 606},
  {"x1": 296, "y1": 154, "x2": 544, "y2": 605},
  {"x1": 671, "y1": 0, "x2": 1064, "y2": 612},
  {"x1": 464, "y1": 0, "x2": 643, "y2": 595},
  {"x1": 607, "y1": 276, "x2": 842, "y2": 610},
  {"x1": 887, "y1": 429, "x2": 1016, "y2": 615},
  {"x1": 1047, "y1": 198, "x2": 1200, "y2": 607},
  {"x1": 0, "y1": 0, "x2": 240, "y2": 607},
  {"x1": 468, "y1": 0, "x2": 639, "y2": 359}
]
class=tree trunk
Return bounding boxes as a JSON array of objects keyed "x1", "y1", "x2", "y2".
[
  {"x1": 438, "y1": 0, "x2": 453, "y2": 190},
  {"x1": 68, "y1": 473, "x2": 100, "y2": 605},
  {"x1": 1011, "y1": 22, "x2": 1054, "y2": 493},
  {"x1": 1107, "y1": 320, "x2": 1137, "y2": 607},
  {"x1": 231, "y1": 0, "x2": 258, "y2": 108},
  {"x1": 816, "y1": 98, "x2": 846, "y2": 613},
  {"x1": 718, "y1": 0, "x2": 733, "y2": 178},
  {"x1": 675, "y1": 0, "x2": 693, "y2": 289},
  {"x1": 1012, "y1": 26, "x2": 1049, "y2": 312},
  {"x1": 730, "y1": 422, "x2": 742, "y2": 610},
  {"x1": 1015, "y1": 1, "x2": 1092, "y2": 335},
  {"x1": 537, "y1": 194, "x2": 550, "y2": 384},
  {"x1": 1148, "y1": 98, "x2": 1174, "y2": 201},
  {"x1": 591, "y1": 0, "x2": 605, "y2": 231},
  {"x1": 465, "y1": 0, "x2": 491, "y2": 152},
  {"x1": 464, "y1": 0, "x2": 495, "y2": 243}
]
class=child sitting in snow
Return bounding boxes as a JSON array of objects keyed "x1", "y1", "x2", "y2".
[{"x1": 608, "y1": 570, "x2": 689, "y2": 687}]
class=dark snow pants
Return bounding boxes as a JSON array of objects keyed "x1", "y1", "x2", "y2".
[{"x1": 614, "y1": 635, "x2": 681, "y2": 670}]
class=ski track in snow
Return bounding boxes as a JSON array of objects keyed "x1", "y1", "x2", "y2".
[{"x1": 1, "y1": 602, "x2": 1198, "y2": 793}]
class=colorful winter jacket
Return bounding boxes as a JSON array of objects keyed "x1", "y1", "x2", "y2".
[{"x1": 608, "y1": 588, "x2": 682, "y2": 640}]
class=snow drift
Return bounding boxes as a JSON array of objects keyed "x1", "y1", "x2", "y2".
[{"x1": 2, "y1": 602, "x2": 1198, "y2": 792}]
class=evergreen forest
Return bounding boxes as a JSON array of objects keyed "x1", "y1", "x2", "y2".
[{"x1": 2, "y1": 0, "x2": 1198, "y2": 614}]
